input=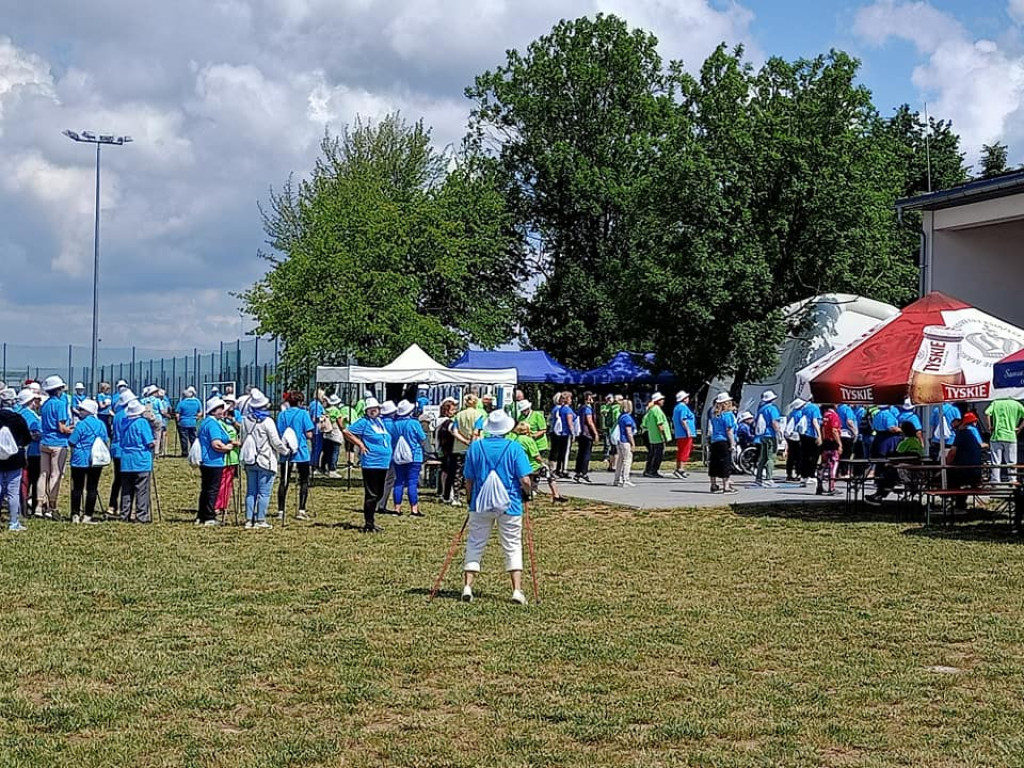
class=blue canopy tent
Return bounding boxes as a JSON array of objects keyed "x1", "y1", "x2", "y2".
[
  {"x1": 450, "y1": 350, "x2": 582, "y2": 385},
  {"x1": 579, "y1": 351, "x2": 675, "y2": 387}
]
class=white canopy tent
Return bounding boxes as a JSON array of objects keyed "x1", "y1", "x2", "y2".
[{"x1": 316, "y1": 344, "x2": 517, "y2": 385}]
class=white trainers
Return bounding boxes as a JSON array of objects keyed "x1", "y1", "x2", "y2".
[
  {"x1": 623, "y1": 480, "x2": 636, "y2": 488},
  {"x1": 276, "y1": 510, "x2": 285, "y2": 519},
  {"x1": 244, "y1": 521, "x2": 254, "y2": 529},
  {"x1": 328, "y1": 471, "x2": 341, "y2": 479},
  {"x1": 461, "y1": 585, "x2": 473, "y2": 603},
  {"x1": 763, "y1": 479, "x2": 777, "y2": 488},
  {"x1": 255, "y1": 521, "x2": 273, "y2": 529},
  {"x1": 71, "y1": 514, "x2": 81, "y2": 524},
  {"x1": 8, "y1": 523, "x2": 27, "y2": 532},
  {"x1": 511, "y1": 589, "x2": 528, "y2": 606},
  {"x1": 296, "y1": 510, "x2": 311, "y2": 521}
]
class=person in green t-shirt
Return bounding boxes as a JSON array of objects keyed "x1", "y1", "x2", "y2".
[
  {"x1": 517, "y1": 400, "x2": 549, "y2": 457},
  {"x1": 600, "y1": 394, "x2": 622, "y2": 469},
  {"x1": 641, "y1": 392, "x2": 672, "y2": 478},
  {"x1": 985, "y1": 398, "x2": 1024, "y2": 482},
  {"x1": 509, "y1": 422, "x2": 567, "y2": 503},
  {"x1": 215, "y1": 418, "x2": 240, "y2": 517}
]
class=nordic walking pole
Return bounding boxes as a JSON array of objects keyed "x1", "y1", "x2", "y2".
[
  {"x1": 150, "y1": 460, "x2": 162, "y2": 523},
  {"x1": 427, "y1": 515, "x2": 469, "y2": 603},
  {"x1": 524, "y1": 501, "x2": 540, "y2": 604}
]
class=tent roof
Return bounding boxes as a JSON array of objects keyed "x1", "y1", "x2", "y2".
[
  {"x1": 797, "y1": 292, "x2": 1024, "y2": 404},
  {"x1": 317, "y1": 344, "x2": 517, "y2": 385},
  {"x1": 579, "y1": 351, "x2": 675, "y2": 387},
  {"x1": 450, "y1": 350, "x2": 582, "y2": 384}
]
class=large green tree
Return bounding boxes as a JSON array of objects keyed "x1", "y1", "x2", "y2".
[{"x1": 243, "y1": 114, "x2": 521, "y2": 371}]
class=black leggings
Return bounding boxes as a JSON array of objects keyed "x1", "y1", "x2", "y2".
[
  {"x1": 23, "y1": 455, "x2": 40, "y2": 512},
  {"x1": 107, "y1": 458, "x2": 122, "y2": 511},
  {"x1": 198, "y1": 465, "x2": 222, "y2": 522},
  {"x1": 361, "y1": 468, "x2": 387, "y2": 527},
  {"x1": 278, "y1": 462, "x2": 310, "y2": 512},
  {"x1": 799, "y1": 436, "x2": 820, "y2": 479},
  {"x1": 574, "y1": 435, "x2": 594, "y2": 476},
  {"x1": 785, "y1": 439, "x2": 801, "y2": 479},
  {"x1": 71, "y1": 466, "x2": 103, "y2": 518}
]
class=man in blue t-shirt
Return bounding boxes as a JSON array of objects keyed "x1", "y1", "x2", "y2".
[
  {"x1": 929, "y1": 402, "x2": 961, "y2": 459},
  {"x1": 461, "y1": 410, "x2": 534, "y2": 606},
  {"x1": 835, "y1": 403, "x2": 858, "y2": 471},
  {"x1": 754, "y1": 390, "x2": 783, "y2": 486},
  {"x1": 174, "y1": 387, "x2": 203, "y2": 457},
  {"x1": 798, "y1": 399, "x2": 822, "y2": 486}
]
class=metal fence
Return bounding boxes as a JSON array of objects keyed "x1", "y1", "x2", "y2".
[{"x1": 0, "y1": 337, "x2": 297, "y2": 401}]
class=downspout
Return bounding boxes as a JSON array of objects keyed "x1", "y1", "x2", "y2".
[{"x1": 897, "y1": 205, "x2": 928, "y2": 298}]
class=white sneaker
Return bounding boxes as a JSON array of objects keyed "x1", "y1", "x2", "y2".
[
  {"x1": 296, "y1": 510, "x2": 311, "y2": 521},
  {"x1": 763, "y1": 479, "x2": 777, "y2": 488},
  {"x1": 623, "y1": 481, "x2": 636, "y2": 488},
  {"x1": 461, "y1": 585, "x2": 473, "y2": 603},
  {"x1": 276, "y1": 510, "x2": 285, "y2": 519},
  {"x1": 511, "y1": 589, "x2": 527, "y2": 606},
  {"x1": 82, "y1": 516, "x2": 97, "y2": 525},
  {"x1": 244, "y1": 521, "x2": 254, "y2": 529},
  {"x1": 256, "y1": 521, "x2": 273, "y2": 529},
  {"x1": 203, "y1": 519, "x2": 220, "y2": 527},
  {"x1": 8, "y1": 523, "x2": 27, "y2": 532},
  {"x1": 71, "y1": 514, "x2": 81, "y2": 524},
  {"x1": 328, "y1": 471, "x2": 341, "y2": 479}
]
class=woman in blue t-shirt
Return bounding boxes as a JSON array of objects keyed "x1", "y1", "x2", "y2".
[
  {"x1": 708, "y1": 392, "x2": 738, "y2": 494},
  {"x1": 343, "y1": 398, "x2": 392, "y2": 533},
  {"x1": 119, "y1": 398, "x2": 155, "y2": 523},
  {"x1": 275, "y1": 390, "x2": 315, "y2": 521},
  {"x1": 390, "y1": 400, "x2": 427, "y2": 517},
  {"x1": 68, "y1": 398, "x2": 108, "y2": 524},
  {"x1": 39, "y1": 375, "x2": 74, "y2": 517},
  {"x1": 614, "y1": 400, "x2": 637, "y2": 488},
  {"x1": 196, "y1": 397, "x2": 235, "y2": 525},
  {"x1": 15, "y1": 389, "x2": 42, "y2": 515}
]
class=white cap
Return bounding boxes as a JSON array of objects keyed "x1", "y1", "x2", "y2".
[
  {"x1": 483, "y1": 409, "x2": 516, "y2": 436},
  {"x1": 380, "y1": 400, "x2": 398, "y2": 416},
  {"x1": 74, "y1": 382, "x2": 85, "y2": 391},
  {"x1": 517, "y1": 400, "x2": 532, "y2": 413},
  {"x1": 125, "y1": 399, "x2": 145, "y2": 418},
  {"x1": 363, "y1": 397, "x2": 381, "y2": 411},
  {"x1": 78, "y1": 398, "x2": 99, "y2": 416},
  {"x1": 116, "y1": 379, "x2": 128, "y2": 389},
  {"x1": 396, "y1": 400, "x2": 415, "y2": 417},
  {"x1": 118, "y1": 389, "x2": 137, "y2": 406},
  {"x1": 206, "y1": 396, "x2": 226, "y2": 413},
  {"x1": 714, "y1": 392, "x2": 733, "y2": 405},
  {"x1": 650, "y1": 392, "x2": 665, "y2": 403},
  {"x1": 761, "y1": 390, "x2": 778, "y2": 403},
  {"x1": 17, "y1": 388, "x2": 38, "y2": 406},
  {"x1": 676, "y1": 391, "x2": 689, "y2": 402},
  {"x1": 43, "y1": 375, "x2": 66, "y2": 392}
]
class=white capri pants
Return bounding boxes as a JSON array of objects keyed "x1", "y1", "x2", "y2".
[{"x1": 463, "y1": 509, "x2": 523, "y2": 573}]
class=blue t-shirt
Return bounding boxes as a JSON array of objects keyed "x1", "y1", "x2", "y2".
[
  {"x1": 953, "y1": 425, "x2": 983, "y2": 467},
  {"x1": 175, "y1": 397, "x2": 202, "y2": 428},
  {"x1": 97, "y1": 392, "x2": 112, "y2": 417},
  {"x1": 464, "y1": 436, "x2": 533, "y2": 517},
  {"x1": 391, "y1": 416, "x2": 427, "y2": 463},
  {"x1": 930, "y1": 404, "x2": 960, "y2": 445},
  {"x1": 40, "y1": 395, "x2": 71, "y2": 447},
  {"x1": 309, "y1": 401, "x2": 325, "y2": 422},
  {"x1": 617, "y1": 413, "x2": 636, "y2": 444},
  {"x1": 142, "y1": 396, "x2": 163, "y2": 427},
  {"x1": 898, "y1": 410, "x2": 922, "y2": 432},
  {"x1": 111, "y1": 406, "x2": 128, "y2": 459},
  {"x1": 120, "y1": 416, "x2": 154, "y2": 473},
  {"x1": 577, "y1": 404, "x2": 594, "y2": 435},
  {"x1": 15, "y1": 406, "x2": 42, "y2": 458},
  {"x1": 836, "y1": 404, "x2": 856, "y2": 436},
  {"x1": 872, "y1": 407, "x2": 898, "y2": 433},
  {"x1": 710, "y1": 411, "x2": 737, "y2": 443},
  {"x1": 347, "y1": 416, "x2": 393, "y2": 469},
  {"x1": 672, "y1": 403, "x2": 695, "y2": 439},
  {"x1": 72, "y1": 393, "x2": 86, "y2": 411},
  {"x1": 801, "y1": 402, "x2": 822, "y2": 438},
  {"x1": 276, "y1": 407, "x2": 315, "y2": 464},
  {"x1": 787, "y1": 407, "x2": 803, "y2": 440},
  {"x1": 757, "y1": 403, "x2": 781, "y2": 440},
  {"x1": 553, "y1": 404, "x2": 571, "y2": 435},
  {"x1": 198, "y1": 417, "x2": 230, "y2": 467},
  {"x1": 417, "y1": 395, "x2": 430, "y2": 411},
  {"x1": 69, "y1": 415, "x2": 108, "y2": 468}
]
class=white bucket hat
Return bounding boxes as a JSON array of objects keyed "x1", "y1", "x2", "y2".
[
  {"x1": 650, "y1": 392, "x2": 665, "y2": 403},
  {"x1": 517, "y1": 400, "x2": 532, "y2": 414},
  {"x1": 761, "y1": 390, "x2": 778, "y2": 403},
  {"x1": 902, "y1": 397, "x2": 915, "y2": 410},
  {"x1": 248, "y1": 390, "x2": 270, "y2": 409},
  {"x1": 43, "y1": 375, "x2": 66, "y2": 392},
  {"x1": 142, "y1": 385, "x2": 157, "y2": 397},
  {"x1": 17, "y1": 388, "x2": 39, "y2": 406},
  {"x1": 396, "y1": 400, "x2": 415, "y2": 417},
  {"x1": 74, "y1": 382, "x2": 85, "y2": 391},
  {"x1": 483, "y1": 409, "x2": 516, "y2": 436},
  {"x1": 125, "y1": 399, "x2": 145, "y2": 418},
  {"x1": 116, "y1": 379, "x2": 128, "y2": 390},
  {"x1": 223, "y1": 393, "x2": 237, "y2": 404},
  {"x1": 327, "y1": 394, "x2": 341, "y2": 406},
  {"x1": 380, "y1": 400, "x2": 398, "y2": 416},
  {"x1": 676, "y1": 391, "x2": 689, "y2": 402},
  {"x1": 206, "y1": 396, "x2": 226, "y2": 413},
  {"x1": 789, "y1": 398, "x2": 806, "y2": 410},
  {"x1": 118, "y1": 389, "x2": 137, "y2": 406},
  {"x1": 27, "y1": 382, "x2": 41, "y2": 394},
  {"x1": 714, "y1": 392, "x2": 733, "y2": 405},
  {"x1": 184, "y1": 386, "x2": 196, "y2": 396},
  {"x1": 363, "y1": 397, "x2": 381, "y2": 411},
  {"x1": 0, "y1": 388, "x2": 16, "y2": 404},
  {"x1": 78, "y1": 398, "x2": 99, "y2": 416},
  {"x1": 738, "y1": 410, "x2": 754, "y2": 422}
]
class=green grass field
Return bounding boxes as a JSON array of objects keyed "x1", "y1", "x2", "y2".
[{"x1": 2, "y1": 456, "x2": 1024, "y2": 767}]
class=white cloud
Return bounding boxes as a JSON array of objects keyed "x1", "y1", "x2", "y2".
[
  {"x1": 0, "y1": 2, "x2": 755, "y2": 351},
  {"x1": 1011, "y1": 0, "x2": 1024, "y2": 25},
  {"x1": 854, "y1": 1, "x2": 1024, "y2": 162}
]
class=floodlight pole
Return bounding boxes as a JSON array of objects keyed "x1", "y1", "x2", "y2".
[{"x1": 63, "y1": 130, "x2": 132, "y2": 394}]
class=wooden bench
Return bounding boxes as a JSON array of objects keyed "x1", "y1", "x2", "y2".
[{"x1": 923, "y1": 488, "x2": 1017, "y2": 526}]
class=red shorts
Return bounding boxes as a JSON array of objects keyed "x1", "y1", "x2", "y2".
[{"x1": 676, "y1": 437, "x2": 694, "y2": 463}]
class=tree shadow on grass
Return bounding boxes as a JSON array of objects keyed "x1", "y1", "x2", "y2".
[
  {"x1": 730, "y1": 500, "x2": 924, "y2": 525},
  {"x1": 901, "y1": 520, "x2": 1024, "y2": 544},
  {"x1": 405, "y1": 587, "x2": 463, "y2": 602}
]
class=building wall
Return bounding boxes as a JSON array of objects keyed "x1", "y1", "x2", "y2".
[{"x1": 929, "y1": 218, "x2": 1024, "y2": 327}]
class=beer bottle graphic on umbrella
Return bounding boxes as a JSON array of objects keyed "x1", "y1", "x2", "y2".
[{"x1": 908, "y1": 326, "x2": 966, "y2": 403}]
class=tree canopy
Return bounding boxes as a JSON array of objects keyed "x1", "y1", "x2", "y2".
[{"x1": 242, "y1": 114, "x2": 521, "y2": 371}]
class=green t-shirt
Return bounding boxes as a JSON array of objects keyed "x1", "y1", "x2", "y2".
[
  {"x1": 222, "y1": 420, "x2": 239, "y2": 467},
  {"x1": 896, "y1": 436, "x2": 925, "y2": 456},
  {"x1": 601, "y1": 403, "x2": 621, "y2": 432},
  {"x1": 642, "y1": 405, "x2": 671, "y2": 444},
  {"x1": 521, "y1": 410, "x2": 549, "y2": 452},
  {"x1": 508, "y1": 432, "x2": 542, "y2": 472},
  {"x1": 985, "y1": 399, "x2": 1024, "y2": 443},
  {"x1": 453, "y1": 408, "x2": 481, "y2": 454}
]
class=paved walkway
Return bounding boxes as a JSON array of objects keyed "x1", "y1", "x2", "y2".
[{"x1": 557, "y1": 470, "x2": 846, "y2": 510}]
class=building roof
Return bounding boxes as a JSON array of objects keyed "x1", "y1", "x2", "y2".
[{"x1": 896, "y1": 170, "x2": 1024, "y2": 212}]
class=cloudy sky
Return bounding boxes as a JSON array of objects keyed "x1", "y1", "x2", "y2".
[{"x1": 2, "y1": 0, "x2": 1023, "y2": 355}]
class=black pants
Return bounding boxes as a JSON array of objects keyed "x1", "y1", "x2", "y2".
[
  {"x1": 786, "y1": 439, "x2": 801, "y2": 479},
  {"x1": 71, "y1": 466, "x2": 103, "y2": 518},
  {"x1": 645, "y1": 441, "x2": 665, "y2": 476},
  {"x1": 440, "y1": 451, "x2": 456, "y2": 500},
  {"x1": 574, "y1": 435, "x2": 594, "y2": 477},
  {"x1": 361, "y1": 468, "x2": 387, "y2": 528},
  {"x1": 24, "y1": 455, "x2": 40, "y2": 512},
  {"x1": 179, "y1": 425, "x2": 197, "y2": 457},
  {"x1": 278, "y1": 462, "x2": 310, "y2": 513},
  {"x1": 107, "y1": 458, "x2": 122, "y2": 511},
  {"x1": 198, "y1": 465, "x2": 222, "y2": 522},
  {"x1": 550, "y1": 435, "x2": 570, "y2": 474},
  {"x1": 120, "y1": 471, "x2": 151, "y2": 523},
  {"x1": 799, "y1": 436, "x2": 820, "y2": 479}
]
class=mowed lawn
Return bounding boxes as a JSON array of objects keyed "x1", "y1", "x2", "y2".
[{"x1": 1, "y1": 458, "x2": 1024, "y2": 767}]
